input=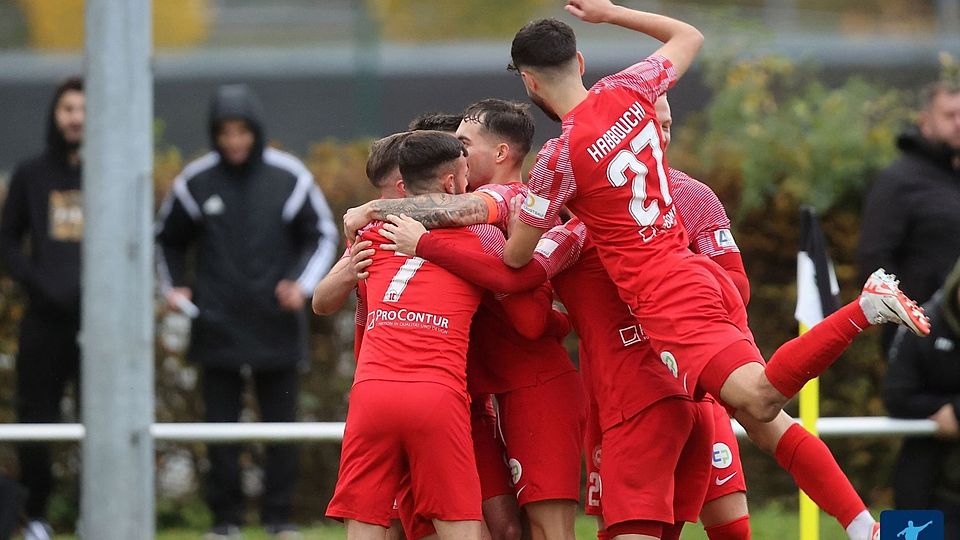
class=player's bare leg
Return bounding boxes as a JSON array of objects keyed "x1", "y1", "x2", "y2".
[
  {"x1": 722, "y1": 269, "x2": 932, "y2": 423},
  {"x1": 433, "y1": 519, "x2": 483, "y2": 540},
  {"x1": 386, "y1": 520, "x2": 407, "y2": 540},
  {"x1": 482, "y1": 495, "x2": 522, "y2": 540},
  {"x1": 524, "y1": 500, "x2": 576, "y2": 540},
  {"x1": 347, "y1": 519, "x2": 390, "y2": 540},
  {"x1": 718, "y1": 362, "x2": 784, "y2": 423},
  {"x1": 608, "y1": 534, "x2": 658, "y2": 540}
]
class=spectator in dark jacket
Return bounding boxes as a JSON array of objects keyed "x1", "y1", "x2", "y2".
[
  {"x1": 155, "y1": 84, "x2": 338, "y2": 539},
  {"x1": 883, "y1": 256, "x2": 960, "y2": 538},
  {"x1": 0, "y1": 76, "x2": 84, "y2": 540},
  {"x1": 858, "y1": 80, "x2": 960, "y2": 352}
]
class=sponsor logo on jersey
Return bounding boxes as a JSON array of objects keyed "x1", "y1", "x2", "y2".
[
  {"x1": 534, "y1": 238, "x2": 561, "y2": 258},
  {"x1": 660, "y1": 351, "x2": 678, "y2": 378},
  {"x1": 638, "y1": 205, "x2": 679, "y2": 243},
  {"x1": 712, "y1": 442, "x2": 733, "y2": 469},
  {"x1": 203, "y1": 194, "x2": 225, "y2": 215},
  {"x1": 522, "y1": 193, "x2": 550, "y2": 220},
  {"x1": 713, "y1": 229, "x2": 737, "y2": 249},
  {"x1": 366, "y1": 308, "x2": 450, "y2": 332},
  {"x1": 619, "y1": 325, "x2": 642, "y2": 346}
]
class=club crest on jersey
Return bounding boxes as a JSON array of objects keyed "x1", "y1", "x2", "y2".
[
  {"x1": 592, "y1": 445, "x2": 602, "y2": 468},
  {"x1": 712, "y1": 443, "x2": 733, "y2": 469},
  {"x1": 713, "y1": 229, "x2": 737, "y2": 249},
  {"x1": 660, "y1": 351, "x2": 679, "y2": 378},
  {"x1": 522, "y1": 193, "x2": 550, "y2": 220}
]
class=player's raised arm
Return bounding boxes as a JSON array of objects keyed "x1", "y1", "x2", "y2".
[
  {"x1": 343, "y1": 193, "x2": 493, "y2": 239},
  {"x1": 565, "y1": 0, "x2": 703, "y2": 78}
]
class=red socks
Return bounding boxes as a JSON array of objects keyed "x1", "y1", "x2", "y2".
[
  {"x1": 764, "y1": 301, "x2": 868, "y2": 398},
  {"x1": 705, "y1": 515, "x2": 751, "y2": 540},
  {"x1": 774, "y1": 423, "x2": 866, "y2": 528}
]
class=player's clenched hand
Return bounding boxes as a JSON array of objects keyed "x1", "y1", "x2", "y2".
[
  {"x1": 350, "y1": 240, "x2": 375, "y2": 280},
  {"x1": 565, "y1": 0, "x2": 617, "y2": 23},
  {"x1": 381, "y1": 214, "x2": 427, "y2": 256},
  {"x1": 343, "y1": 202, "x2": 374, "y2": 240}
]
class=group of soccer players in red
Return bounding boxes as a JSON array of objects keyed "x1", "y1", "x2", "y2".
[{"x1": 312, "y1": 2, "x2": 933, "y2": 540}]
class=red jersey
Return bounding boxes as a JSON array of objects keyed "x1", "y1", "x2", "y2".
[
  {"x1": 519, "y1": 54, "x2": 687, "y2": 303},
  {"x1": 355, "y1": 223, "x2": 492, "y2": 397},
  {"x1": 464, "y1": 181, "x2": 577, "y2": 394},
  {"x1": 670, "y1": 169, "x2": 739, "y2": 259},
  {"x1": 545, "y1": 222, "x2": 686, "y2": 431}
]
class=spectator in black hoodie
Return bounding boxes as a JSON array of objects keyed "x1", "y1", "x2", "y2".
[
  {"x1": 155, "y1": 84, "x2": 337, "y2": 539},
  {"x1": 883, "y1": 256, "x2": 960, "y2": 538},
  {"x1": 0, "y1": 76, "x2": 84, "y2": 540},
  {"x1": 858, "y1": 80, "x2": 960, "y2": 352}
]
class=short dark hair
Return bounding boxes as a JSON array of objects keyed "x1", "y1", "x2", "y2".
[
  {"x1": 366, "y1": 131, "x2": 411, "y2": 188},
  {"x1": 509, "y1": 18, "x2": 577, "y2": 73},
  {"x1": 462, "y1": 99, "x2": 535, "y2": 157},
  {"x1": 408, "y1": 112, "x2": 463, "y2": 132},
  {"x1": 920, "y1": 80, "x2": 960, "y2": 110},
  {"x1": 399, "y1": 131, "x2": 468, "y2": 194}
]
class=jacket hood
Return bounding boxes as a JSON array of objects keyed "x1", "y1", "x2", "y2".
[
  {"x1": 896, "y1": 127, "x2": 960, "y2": 173},
  {"x1": 940, "y1": 256, "x2": 960, "y2": 335},
  {"x1": 45, "y1": 76, "x2": 83, "y2": 164},
  {"x1": 208, "y1": 84, "x2": 266, "y2": 166}
]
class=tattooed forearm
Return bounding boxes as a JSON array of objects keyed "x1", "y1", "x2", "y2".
[{"x1": 368, "y1": 193, "x2": 489, "y2": 229}]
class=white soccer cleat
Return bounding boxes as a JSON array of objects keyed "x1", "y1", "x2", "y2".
[
  {"x1": 870, "y1": 521, "x2": 880, "y2": 540},
  {"x1": 860, "y1": 268, "x2": 931, "y2": 337}
]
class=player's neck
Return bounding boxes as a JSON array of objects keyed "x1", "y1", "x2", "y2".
[
  {"x1": 552, "y1": 85, "x2": 590, "y2": 118},
  {"x1": 487, "y1": 166, "x2": 523, "y2": 186}
]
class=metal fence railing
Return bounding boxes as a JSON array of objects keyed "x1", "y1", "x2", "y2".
[{"x1": 0, "y1": 416, "x2": 937, "y2": 443}]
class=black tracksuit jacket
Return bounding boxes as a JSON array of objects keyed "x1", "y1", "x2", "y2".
[{"x1": 155, "y1": 86, "x2": 338, "y2": 370}]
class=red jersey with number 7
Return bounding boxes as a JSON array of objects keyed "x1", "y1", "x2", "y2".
[
  {"x1": 355, "y1": 223, "x2": 491, "y2": 398},
  {"x1": 519, "y1": 54, "x2": 688, "y2": 298}
]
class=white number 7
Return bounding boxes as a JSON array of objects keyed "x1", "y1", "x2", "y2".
[
  {"x1": 605, "y1": 120, "x2": 670, "y2": 227},
  {"x1": 382, "y1": 257, "x2": 424, "y2": 302}
]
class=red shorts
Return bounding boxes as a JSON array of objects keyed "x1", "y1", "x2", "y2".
[
  {"x1": 600, "y1": 397, "x2": 713, "y2": 527},
  {"x1": 702, "y1": 397, "x2": 747, "y2": 503},
  {"x1": 395, "y1": 476, "x2": 437, "y2": 540},
  {"x1": 326, "y1": 380, "x2": 482, "y2": 526},
  {"x1": 496, "y1": 370, "x2": 586, "y2": 506},
  {"x1": 632, "y1": 255, "x2": 763, "y2": 401},
  {"x1": 472, "y1": 395, "x2": 513, "y2": 500},
  {"x1": 584, "y1": 396, "x2": 603, "y2": 517}
]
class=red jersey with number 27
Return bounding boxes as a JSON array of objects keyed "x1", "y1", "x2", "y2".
[
  {"x1": 355, "y1": 223, "x2": 495, "y2": 398},
  {"x1": 519, "y1": 54, "x2": 687, "y2": 300}
]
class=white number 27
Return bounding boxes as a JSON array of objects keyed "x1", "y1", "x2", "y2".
[{"x1": 605, "y1": 120, "x2": 671, "y2": 227}]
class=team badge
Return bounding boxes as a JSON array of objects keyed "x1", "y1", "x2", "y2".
[
  {"x1": 508, "y1": 458, "x2": 522, "y2": 486},
  {"x1": 660, "y1": 351, "x2": 678, "y2": 378}
]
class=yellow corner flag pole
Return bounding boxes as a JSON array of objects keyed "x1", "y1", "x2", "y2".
[{"x1": 798, "y1": 323, "x2": 820, "y2": 540}]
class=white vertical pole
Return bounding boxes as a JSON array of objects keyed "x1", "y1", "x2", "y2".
[{"x1": 81, "y1": 0, "x2": 154, "y2": 538}]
